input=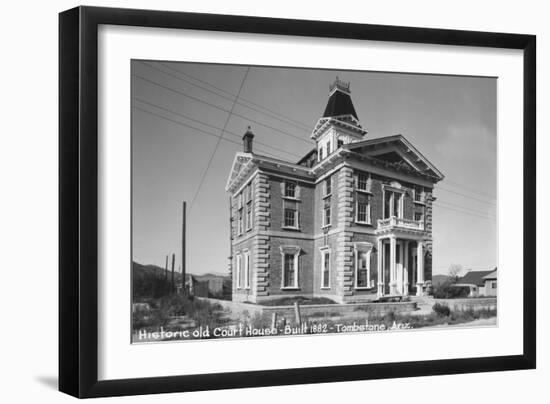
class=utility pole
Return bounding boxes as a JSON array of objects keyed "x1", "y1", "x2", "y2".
[
  {"x1": 164, "y1": 254, "x2": 168, "y2": 282},
  {"x1": 182, "y1": 201, "x2": 187, "y2": 294},
  {"x1": 171, "y1": 253, "x2": 175, "y2": 292}
]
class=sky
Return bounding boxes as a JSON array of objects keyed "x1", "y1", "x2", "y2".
[{"x1": 131, "y1": 60, "x2": 497, "y2": 277}]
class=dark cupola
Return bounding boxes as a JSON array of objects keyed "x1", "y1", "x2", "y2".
[{"x1": 322, "y1": 77, "x2": 359, "y2": 120}]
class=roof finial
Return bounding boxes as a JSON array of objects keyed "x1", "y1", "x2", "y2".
[{"x1": 329, "y1": 76, "x2": 351, "y2": 94}]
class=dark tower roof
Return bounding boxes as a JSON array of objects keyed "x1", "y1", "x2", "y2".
[{"x1": 322, "y1": 77, "x2": 359, "y2": 120}]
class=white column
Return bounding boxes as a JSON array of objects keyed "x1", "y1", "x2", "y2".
[
  {"x1": 416, "y1": 240, "x2": 424, "y2": 296},
  {"x1": 396, "y1": 241, "x2": 404, "y2": 294},
  {"x1": 390, "y1": 236, "x2": 397, "y2": 295},
  {"x1": 377, "y1": 238, "x2": 384, "y2": 297},
  {"x1": 404, "y1": 241, "x2": 409, "y2": 296}
]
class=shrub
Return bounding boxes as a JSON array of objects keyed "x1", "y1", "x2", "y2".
[
  {"x1": 433, "y1": 281, "x2": 470, "y2": 299},
  {"x1": 383, "y1": 310, "x2": 396, "y2": 323},
  {"x1": 257, "y1": 296, "x2": 337, "y2": 306},
  {"x1": 432, "y1": 303, "x2": 451, "y2": 317}
]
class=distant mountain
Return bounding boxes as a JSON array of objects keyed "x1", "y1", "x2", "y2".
[
  {"x1": 132, "y1": 262, "x2": 229, "y2": 283},
  {"x1": 132, "y1": 261, "x2": 231, "y2": 300},
  {"x1": 133, "y1": 261, "x2": 184, "y2": 282},
  {"x1": 192, "y1": 272, "x2": 230, "y2": 281}
]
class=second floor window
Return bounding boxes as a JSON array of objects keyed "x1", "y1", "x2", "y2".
[
  {"x1": 284, "y1": 181, "x2": 296, "y2": 198},
  {"x1": 236, "y1": 192, "x2": 244, "y2": 235},
  {"x1": 323, "y1": 198, "x2": 331, "y2": 227},
  {"x1": 324, "y1": 176, "x2": 332, "y2": 196},
  {"x1": 245, "y1": 183, "x2": 252, "y2": 230},
  {"x1": 384, "y1": 190, "x2": 403, "y2": 219},
  {"x1": 246, "y1": 203, "x2": 253, "y2": 230},
  {"x1": 357, "y1": 173, "x2": 369, "y2": 191},
  {"x1": 414, "y1": 211, "x2": 424, "y2": 222},
  {"x1": 356, "y1": 193, "x2": 371, "y2": 224},
  {"x1": 237, "y1": 209, "x2": 243, "y2": 234},
  {"x1": 283, "y1": 199, "x2": 298, "y2": 228},
  {"x1": 414, "y1": 185, "x2": 424, "y2": 203}
]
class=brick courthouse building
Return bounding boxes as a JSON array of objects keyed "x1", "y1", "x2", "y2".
[{"x1": 226, "y1": 78, "x2": 444, "y2": 303}]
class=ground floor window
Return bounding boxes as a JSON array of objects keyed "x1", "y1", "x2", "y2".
[
  {"x1": 235, "y1": 254, "x2": 242, "y2": 289},
  {"x1": 321, "y1": 249, "x2": 331, "y2": 289},
  {"x1": 354, "y1": 243, "x2": 373, "y2": 288},
  {"x1": 244, "y1": 250, "x2": 250, "y2": 289},
  {"x1": 280, "y1": 246, "x2": 301, "y2": 288}
]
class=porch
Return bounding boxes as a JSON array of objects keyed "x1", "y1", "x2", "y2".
[{"x1": 376, "y1": 216, "x2": 429, "y2": 298}]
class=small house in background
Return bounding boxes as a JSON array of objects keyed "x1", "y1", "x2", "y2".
[
  {"x1": 454, "y1": 268, "x2": 497, "y2": 297},
  {"x1": 182, "y1": 274, "x2": 227, "y2": 298},
  {"x1": 482, "y1": 269, "x2": 497, "y2": 296}
]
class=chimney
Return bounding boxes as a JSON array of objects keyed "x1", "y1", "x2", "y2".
[{"x1": 243, "y1": 126, "x2": 254, "y2": 153}]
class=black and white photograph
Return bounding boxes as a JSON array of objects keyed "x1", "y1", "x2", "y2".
[{"x1": 131, "y1": 61, "x2": 498, "y2": 343}]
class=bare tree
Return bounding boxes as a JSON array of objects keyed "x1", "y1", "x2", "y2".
[{"x1": 447, "y1": 264, "x2": 463, "y2": 282}]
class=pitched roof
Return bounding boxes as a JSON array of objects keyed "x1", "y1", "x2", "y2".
[
  {"x1": 457, "y1": 270, "x2": 495, "y2": 286},
  {"x1": 344, "y1": 134, "x2": 445, "y2": 181},
  {"x1": 482, "y1": 269, "x2": 497, "y2": 280},
  {"x1": 323, "y1": 89, "x2": 359, "y2": 120}
]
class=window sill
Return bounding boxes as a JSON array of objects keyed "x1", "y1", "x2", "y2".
[
  {"x1": 355, "y1": 286, "x2": 374, "y2": 290},
  {"x1": 413, "y1": 200, "x2": 426, "y2": 205},
  {"x1": 322, "y1": 193, "x2": 332, "y2": 199},
  {"x1": 282, "y1": 196, "x2": 301, "y2": 201},
  {"x1": 356, "y1": 188, "x2": 372, "y2": 194},
  {"x1": 282, "y1": 226, "x2": 301, "y2": 231},
  {"x1": 320, "y1": 287, "x2": 331, "y2": 290},
  {"x1": 321, "y1": 224, "x2": 332, "y2": 229},
  {"x1": 354, "y1": 221, "x2": 372, "y2": 226},
  {"x1": 281, "y1": 287, "x2": 301, "y2": 291}
]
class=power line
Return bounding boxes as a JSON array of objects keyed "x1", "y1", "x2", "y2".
[
  {"x1": 436, "y1": 186, "x2": 496, "y2": 206},
  {"x1": 153, "y1": 62, "x2": 313, "y2": 131},
  {"x1": 133, "y1": 97, "x2": 303, "y2": 159},
  {"x1": 134, "y1": 101, "x2": 497, "y2": 218},
  {"x1": 434, "y1": 201, "x2": 496, "y2": 220},
  {"x1": 133, "y1": 73, "x2": 315, "y2": 146},
  {"x1": 444, "y1": 179, "x2": 496, "y2": 200},
  {"x1": 435, "y1": 201, "x2": 495, "y2": 219},
  {"x1": 140, "y1": 61, "x2": 312, "y2": 133},
  {"x1": 132, "y1": 105, "x2": 283, "y2": 160},
  {"x1": 188, "y1": 67, "x2": 251, "y2": 213},
  {"x1": 436, "y1": 199, "x2": 496, "y2": 218}
]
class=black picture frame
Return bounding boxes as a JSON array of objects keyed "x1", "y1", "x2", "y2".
[{"x1": 59, "y1": 5, "x2": 536, "y2": 398}]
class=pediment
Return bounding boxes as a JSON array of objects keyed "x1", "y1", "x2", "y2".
[
  {"x1": 345, "y1": 135, "x2": 444, "y2": 181},
  {"x1": 225, "y1": 152, "x2": 254, "y2": 192},
  {"x1": 371, "y1": 150, "x2": 419, "y2": 172}
]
